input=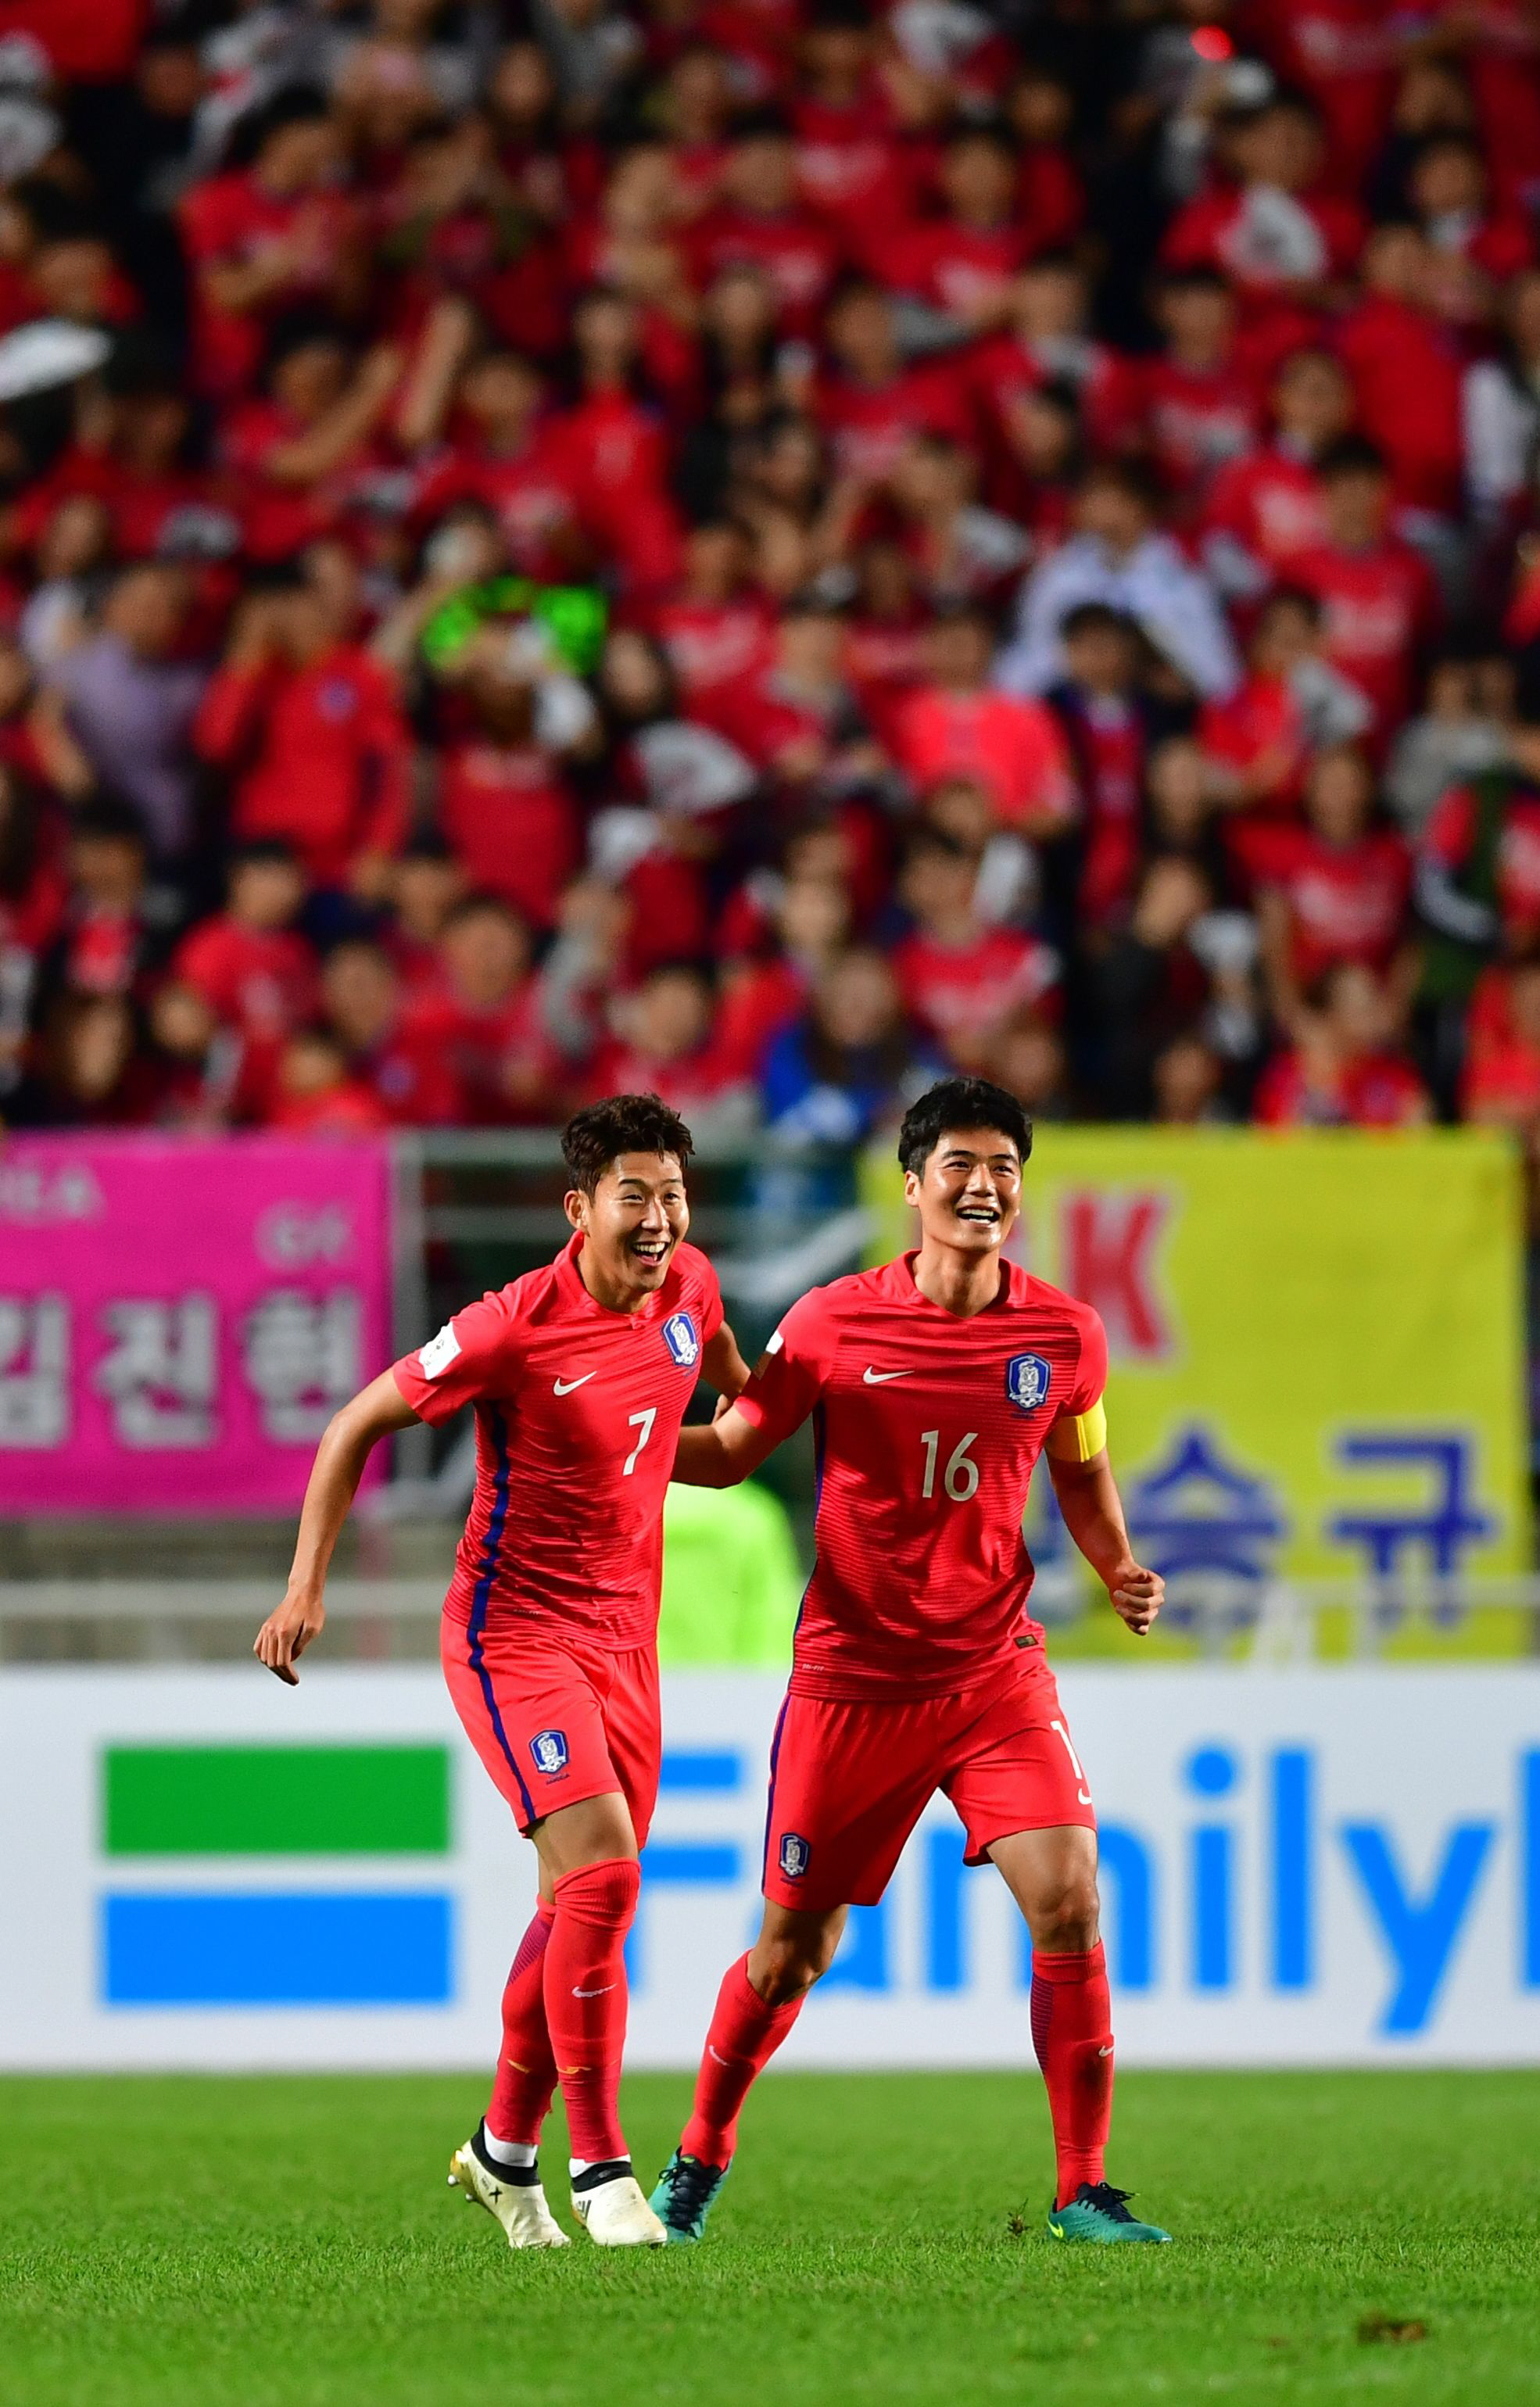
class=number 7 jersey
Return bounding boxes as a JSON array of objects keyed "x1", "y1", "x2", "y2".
[
  {"x1": 392, "y1": 1233, "x2": 723, "y2": 1648},
  {"x1": 736, "y1": 1251, "x2": 1108, "y2": 1700}
]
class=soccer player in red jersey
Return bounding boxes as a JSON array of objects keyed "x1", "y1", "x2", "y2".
[
  {"x1": 650, "y1": 1074, "x2": 1172, "y2": 2248},
  {"x1": 255, "y1": 1094, "x2": 750, "y2": 2249}
]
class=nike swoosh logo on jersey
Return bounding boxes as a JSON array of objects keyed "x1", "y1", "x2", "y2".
[
  {"x1": 553, "y1": 1374, "x2": 596, "y2": 1395},
  {"x1": 862, "y1": 1366, "x2": 908, "y2": 1384}
]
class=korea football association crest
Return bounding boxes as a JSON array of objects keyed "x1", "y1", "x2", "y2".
[
  {"x1": 1006, "y1": 1352, "x2": 1052, "y2": 1413},
  {"x1": 663, "y1": 1310, "x2": 700, "y2": 1370},
  {"x1": 779, "y1": 1831, "x2": 811, "y2": 1882},
  {"x1": 530, "y1": 1728, "x2": 569, "y2": 1776}
]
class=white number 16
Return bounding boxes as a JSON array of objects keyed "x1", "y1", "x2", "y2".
[{"x1": 919, "y1": 1429, "x2": 980, "y2": 1502}]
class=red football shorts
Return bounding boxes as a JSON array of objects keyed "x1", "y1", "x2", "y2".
[
  {"x1": 761, "y1": 1660, "x2": 1096, "y2": 1911},
  {"x1": 441, "y1": 1614, "x2": 661, "y2": 1847}
]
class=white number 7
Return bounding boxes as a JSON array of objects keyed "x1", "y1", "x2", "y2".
[{"x1": 623, "y1": 1407, "x2": 656, "y2": 1476}]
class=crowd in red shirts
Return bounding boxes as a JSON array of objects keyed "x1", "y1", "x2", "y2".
[{"x1": 5, "y1": 0, "x2": 1540, "y2": 1150}]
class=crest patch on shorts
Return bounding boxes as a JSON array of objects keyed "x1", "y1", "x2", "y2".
[
  {"x1": 529, "y1": 1728, "x2": 569, "y2": 1775},
  {"x1": 779, "y1": 1831, "x2": 810, "y2": 1881}
]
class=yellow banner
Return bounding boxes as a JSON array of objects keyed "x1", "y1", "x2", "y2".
[{"x1": 861, "y1": 1130, "x2": 1531, "y2": 1596}]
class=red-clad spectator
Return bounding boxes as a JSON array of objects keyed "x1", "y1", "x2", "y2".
[
  {"x1": 1289, "y1": 439, "x2": 1442, "y2": 736},
  {"x1": 551, "y1": 289, "x2": 682, "y2": 596},
  {"x1": 143, "y1": 981, "x2": 244, "y2": 1133},
  {"x1": 265, "y1": 1028, "x2": 391, "y2": 1135},
  {"x1": 844, "y1": 541, "x2": 929, "y2": 753},
  {"x1": 1141, "y1": 269, "x2": 1262, "y2": 504},
  {"x1": 587, "y1": 962, "x2": 754, "y2": 1129},
  {"x1": 892, "y1": 830, "x2": 1060, "y2": 1066},
  {"x1": 886, "y1": 432, "x2": 1030, "y2": 613},
  {"x1": 436, "y1": 639, "x2": 585, "y2": 933},
  {"x1": 790, "y1": 13, "x2": 916, "y2": 243},
  {"x1": 41, "y1": 804, "x2": 167, "y2": 1009},
  {"x1": 10, "y1": 990, "x2": 159, "y2": 1127},
  {"x1": 320, "y1": 938, "x2": 460, "y2": 1126},
  {"x1": 194, "y1": 573, "x2": 411, "y2": 890},
  {"x1": 714, "y1": 594, "x2": 873, "y2": 792},
  {"x1": 1254, "y1": 744, "x2": 1413, "y2": 1014},
  {"x1": 1417, "y1": 721, "x2": 1540, "y2": 962},
  {"x1": 895, "y1": 603, "x2": 1074, "y2": 835},
  {"x1": 717, "y1": 872, "x2": 851, "y2": 1075},
  {"x1": 1004, "y1": 70, "x2": 1085, "y2": 254},
  {"x1": 177, "y1": 89, "x2": 357, "y2": 399},
  {"x1": 1161, "y1": 95, "x2": 1364, "y2": 349},
  {"x1": 412, "y1": 348, "x2": 586, "y2": 579},
  {"x1": 972, "y1": 253, "x2": 1141, "y2": 498},
  {"x1": 218, "y1": 319, "x2": 406, "y2": 563},
  {"x1": 651, "y1": 522, "x2": 775, "y2": 731},
  {"x1": 865, "y1": 127, "x2": 1032, "y2": 335},
  {"x1": 1044, "y1": 604, "x2": 1159, "y2": 929},
  {"x1": 1248, "y1": 0, "x2": 1397, "y2": 195},
  {"x1": 399, "y1": 893, "x2": 557, "y2": 1123},
  {"x1": 1202, "y1": 586, "x2": 1374, "y2": 823},
  {"x1": 1462, "y1": 958, "x2": 1540, "y2": 1125},
  {"x1": 381, "y1": 839, "x2": 467, "y2": 997},
  {"x1": 815, "y1": 284, "x2": 975, "y2": 491},
  {"x1": 172, "y1": 842, "x2": 318, "y2": 1049},
  {"x1": 1201, "y1": 348, "x2": 1353, "y2": 601},
  {"x1": 1409, "y1": 132, "x2": 1535, "y2": 285},
  {"x1": 1336, "y1": 226, "x2": 1464, "y2": 516},
  {"x1": 1254, "y1": 962, "x2": 1430, "y2": 1127},
  {"x1": 689, "y1": 116, "x2": 840, "y2": 338}
]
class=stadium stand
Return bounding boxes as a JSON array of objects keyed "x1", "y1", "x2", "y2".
[{"x1": 0, "y1": 0, "x2": 1538, "y2": 1151}]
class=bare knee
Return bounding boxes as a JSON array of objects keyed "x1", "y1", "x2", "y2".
[
  {"x1": 750, "y1": 1924, "x2": 842, "y2": 2005},
  {"x1": 1026, "y1": 1876, "x2": 1100, "y2": 1955}
]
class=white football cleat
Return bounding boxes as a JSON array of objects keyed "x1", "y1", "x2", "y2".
[
  {"x1": 571, "y1": 2167, "x2": 667, "y2": 2247},
  {"x1": 448, "y1": 2137, "x2": 571, "y2": 2249}
]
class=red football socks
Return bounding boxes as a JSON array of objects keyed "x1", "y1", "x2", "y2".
[
  {"x1": 1030, "y1": 1942, "x2": 1115, "y2": 2208},
  {"x1": 543, "y1": 1857, "x2": 642, "y2": 2164},
  {"x1": 485, "y1": 1902, "x2": 557, "y2": 2148},
  {"x1": 681, "y1": 1954, "x2": 806, "y2": 2168}
]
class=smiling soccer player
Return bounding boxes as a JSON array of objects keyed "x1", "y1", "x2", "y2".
[
  {"x1": 650, "y1": 1074, "x2": 1171, "y2": 2248},
  {"x1": 255, "y1": 1094, "x2": 749, "y2": 2250}
]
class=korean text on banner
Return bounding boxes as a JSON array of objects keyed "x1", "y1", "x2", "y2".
[
  {"x1": 862, "y1": 1128, "x2": 1530, "y2": 1588},
  {"x1": 0, "y1": 1136, "x2": 393, "y2": 1513}
]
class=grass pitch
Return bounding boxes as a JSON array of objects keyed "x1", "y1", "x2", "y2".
[{"x1": 2, "y1": 2069, "x2": 1538, "y2": 2407}]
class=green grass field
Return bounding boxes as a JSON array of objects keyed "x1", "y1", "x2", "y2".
[{"x1": 3, "y1": 2069, "x2": 1538, "y2": 2407}]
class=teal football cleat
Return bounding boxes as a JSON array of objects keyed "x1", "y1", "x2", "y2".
[
  {"x1": 649, "y1": 2147, "x2": 730, "y2": 2244},
  {"x1": 1047, "y1": 2182, "x2": 1171, "y2": 2244}
]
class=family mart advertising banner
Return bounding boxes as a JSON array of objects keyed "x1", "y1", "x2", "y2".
[
  {"x1": 865, "y1": 1129, "x2": 1530, "y2": 1594},
  {"x1": 0, "y1": 1137, "x2": 393, "y2": 1513},
  {"x1": 0, "y1": 1666, "x2": 1537, "y2": 2069}
]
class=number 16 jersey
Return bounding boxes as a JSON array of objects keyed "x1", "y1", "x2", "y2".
[{"x1": 735, "y1": 1251, "x2": 1107, "y2": 1701}]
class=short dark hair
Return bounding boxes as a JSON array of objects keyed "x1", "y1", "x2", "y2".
[
  {"x1": 897, "y1": 1077, "x2": 1033, "y2": 1177},
  {"x1": 562, "y1": 1092, "x2": 695, "y2": 1195}
]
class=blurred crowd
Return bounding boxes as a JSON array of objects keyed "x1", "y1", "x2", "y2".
[{"x1": 5, "y1": 0, "x2": 1540, "y2": 1151}]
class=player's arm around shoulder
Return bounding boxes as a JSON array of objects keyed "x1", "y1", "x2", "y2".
[
  {"x1": 1042, "y1": 1304, "x2": 1163, "y2": 1639},
  {"x1": 672, "y1": 1282, "x2": 832, "y2": 1489}
]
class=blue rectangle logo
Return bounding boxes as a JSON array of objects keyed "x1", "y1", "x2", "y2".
[{"x1": 102, "y1": 1891, "x2": 453, "y2": 2008}]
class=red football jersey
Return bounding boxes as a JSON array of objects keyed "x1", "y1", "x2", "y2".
[
  {"x1": 393, "y1": 1234, "x2": 723, "y2": 1649},
  {"x1": 736, "y1": 1252, "x2": 1107, "y2": 1700}
]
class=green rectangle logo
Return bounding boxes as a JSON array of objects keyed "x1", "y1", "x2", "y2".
[{"x1": 103, "y1": 1745, "x2": 450, "y2": 1857}]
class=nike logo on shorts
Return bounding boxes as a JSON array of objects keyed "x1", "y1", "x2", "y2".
[
  {"x1": 573, "y1": 1983, "x2": 615, "y2": 1997},
  {"x1": 1078, "y1": 1789, "x2": 1093, "y2": 1805},
  {"x1": 553, "y1": 1374, "x2": 596, "y2": 1395},
  {"x1": 862, "y1": 1366, "x2": 908, "y2": 1384}
]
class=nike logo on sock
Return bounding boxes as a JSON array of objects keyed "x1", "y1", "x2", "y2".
[
  {"x1": 572, "y1": 1983, "x2": 615, "y2": 1997},
  {"x1": 862, "y1": 1366, "x2": 908, "y2": 1384},
  {"x1": 553, "y1": 1374, "x2": 596, "y2": 1395},
  {"x1": 707, "y1": 2045, "x2": 729, "y2": 2065},
  {"x1": 1098, "y1": 2044, "x2": 1114, "y2": 2057}
]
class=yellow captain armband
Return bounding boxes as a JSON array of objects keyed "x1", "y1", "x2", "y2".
[{"x1": 1044, "y1": 1398, "x2": 1108, "y2": 1464}]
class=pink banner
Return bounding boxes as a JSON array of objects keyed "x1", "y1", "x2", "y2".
[{"x1": 0, "y1": 1137, "x2": 394, "y2": 1513}]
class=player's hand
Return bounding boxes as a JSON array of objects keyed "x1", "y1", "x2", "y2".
[
  {"x1": 255, "y1": 1590, "x2": 325, "y2": 1685},
  {"x1": 1108, "y1": 1563, "x2": 1162, "y2": 1638}
]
